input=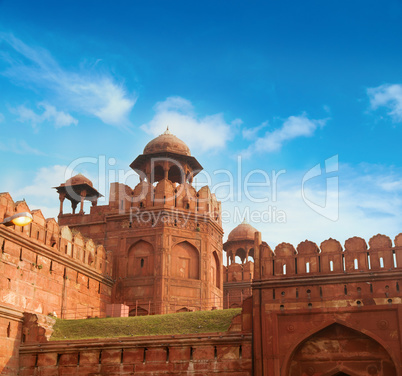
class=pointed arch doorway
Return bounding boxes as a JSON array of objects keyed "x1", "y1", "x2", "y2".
[{"x1": 285, "y1": 323, "x2": 397, "y2": 376}]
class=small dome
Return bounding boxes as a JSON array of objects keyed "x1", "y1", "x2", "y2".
[
  {"x1": 64, "y1": 174, "x2": 93, "y2": 187},
  {"x1": 143, "y1": 127, "x2": 191, "y2": 156},
  {"x1": 228, "y1": 221, "x2": 258, "y2": 242}
]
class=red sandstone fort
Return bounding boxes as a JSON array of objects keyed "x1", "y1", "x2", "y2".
[{"x1": 0, "y1": 129, "x2": 401, "y2": 375}]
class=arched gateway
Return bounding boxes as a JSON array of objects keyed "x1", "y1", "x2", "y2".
[{"x1": 286, "y1": 323, "x2": 397, "y2": 376}]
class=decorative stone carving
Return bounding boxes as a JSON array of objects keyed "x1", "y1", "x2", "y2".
[
  {"x1": 297, "y1": 240, "x2": 320, "y2": 255},
  {"x1": 344, "y1": 236, "x2": 367, "y2": 252},
  {"x1": 320, "y1": 238, "x2": 343, "y2": 253},
  {"x1": 274, "y1": 243, "x2": 296, "y2": 257},
  {"x1": 369, "y1": 234, "x2": 392, "y2": 249},
  {"x1": 394, "y1": 233, "x2": 402, "y2": 247}
]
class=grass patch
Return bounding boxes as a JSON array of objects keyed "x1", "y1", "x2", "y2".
[{"x1": 50, "y1": 308, "x2": 241, "y2": 341}]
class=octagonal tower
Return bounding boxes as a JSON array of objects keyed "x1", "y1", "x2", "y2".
[{"x1": 58, "y1": 128, "x2": 223, "y2": 315}]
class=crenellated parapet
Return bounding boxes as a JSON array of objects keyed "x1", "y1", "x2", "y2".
[
  {"x1": 256, "y1": 233, "x2": 402, "y2": 278},
  {"x1": 224, "y1": 262, "x2": 254, "y2": 282},
  {"x1": 252, "y1": 231, "x2": 402, "y2": 375},
  {"x1": 0, "y1": 192, "x2": 113, "y2": 280},
  {"x1": 105, "y1": 180, "x2": 222, "y2": 224}
]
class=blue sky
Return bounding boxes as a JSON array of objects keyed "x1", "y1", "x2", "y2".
[{"x1": 1, "y1": 0, "x2": 402, "y2": 249}]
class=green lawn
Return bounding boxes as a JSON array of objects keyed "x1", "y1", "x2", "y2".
[{"x1": 50, "y1": 308, "x2": 242, "y2": 341}]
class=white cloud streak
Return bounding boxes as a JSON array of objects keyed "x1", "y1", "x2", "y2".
[
  {"x1": 11, "y1": 164, "x2": 95, "y2": 218},
  {"x1": 0, "y1": 33, "x2": 136, "y2": 127},
  {"x1": 243, "y1": 114, "x2": 327, "y2": 157},
  {"x1": 13, "y1": 102, "x2": 78, "y2": 128},
  {"x1": 242, "y1": 121, "x2": 269, "y2": 140},
  {"x1": 368, "y1": 83, "x2": 402, "y2": 122},
  {"x1": 15, "y1": 165, "x2": 74, "y2": 198},
  {"x1": 220, "y1": 163, "x2": 402, "y2": 248},
  {"x1": 0, "y1": 139, "x2": 45, "y2": 155},
  {"x1": 141, "y1": 96, "x2": 240, "y2": 153}
]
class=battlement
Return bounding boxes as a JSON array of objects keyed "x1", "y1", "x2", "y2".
[
  {"x1": 0, "y1": 192, "x2": 113, "y2": 322},
  {"x1": 224, "y1": 262, "x2": 254, "y2": 282},
  {"x1": 107, "y1": 181, "x2": 222, "y2": 221},
  {"x1": 0, "y1": 192, "x2": 112, "y2": 277},
  {"x1": 255, "y1": 232, "x2": 402, "y2": 279}
]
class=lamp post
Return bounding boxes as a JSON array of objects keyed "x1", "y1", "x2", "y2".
[{"x1": 0, "y1": 212, "x2": 33, "y2": 227}]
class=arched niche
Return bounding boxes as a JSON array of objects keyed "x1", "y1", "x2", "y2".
[
  {"x1": 211, "y1": 251, "x2": 220, "y2": 288},
  {"x1": 176, "y1": 307, "x2": 191, "y2": 313},
  {"x1": 168, "y1": 165, "x2": 183, "y2": 184},
  {"x1": 286, "y1": 323, "x2": 397, "y2": 376},
  {"x1": 129, "y1": 307, "x2": 148, "y2": 316},
  {"x1": 127, "y1": 240, "x2": 154, "y2": 278},
  {"x1": 235, "y1": 248, "x2": 246, "y2": 263},
  {"x1": 152, "y1": 165, "x2": 164, "y2": 183},
  {"x1": 248, "y1": 247, "x2": 254, "y2": 261},
  {"x1": 171, "y1": 241, "x2": 199, "y2": 279}
]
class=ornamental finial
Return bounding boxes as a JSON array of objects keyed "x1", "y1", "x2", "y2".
[{"x1": 163, "y1": 126, "x2": 172, "y2": 135}]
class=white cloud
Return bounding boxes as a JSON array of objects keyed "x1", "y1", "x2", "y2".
[
  {"x1": 2, "y1": 165, "x2": 72, "y2": 219},
  {"x1": 0, "y1": 139, "x2": 44, "y2": 155},
  {"x1": 0, "y1": 113, "x2": 4, "y2": 123},
  {"x1": 11, "y1": 164, "x2": 97, "y2": 218},
  {"x1": 243, "y1": 114, "x2": 327, "y2": 156},
  {"x1": 219, "y1": 162, "x2": 402, "y2": 249},
  {"x1": 368, "y1": 83, "x2": 402, "y2": 122},
  {"x1": 141, "y1": 96, "x2": 240, "y2": 152},
  {"x1": 379, "y1": 180, "x2": 402, "y2": 192},
  {"x1": 242, "y1": 121, "x2": 269, "y2": 140},
  {"x1": 13, "y1": 102, "x2": 78, "y2": 128},
  {"x1": 0, "y1": 33, "x2": 136, "y2": 127},
  {"x1": 15, "y1": 165, "x2": 75, "y2": 198}
]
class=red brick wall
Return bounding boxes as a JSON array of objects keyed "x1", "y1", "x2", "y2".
[
  {"x1": 0, "y1": 311, "x2": 23, "y2": 376},
  {"x1": 59, "y1": 182, "x2": 224, "y2": 315},
  {"x1": 19, "y1": 332, "x2": 252, "y2": 376},
  {"x1": 252, "y1": 231, "x2": 402, "y2": 376},
  {"x1": 0, "y1": 193, "x2": 113, "y2": 375}
]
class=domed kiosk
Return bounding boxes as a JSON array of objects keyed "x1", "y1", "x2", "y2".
[
  {"x1": 227, "y1": 221, "x2": 258, "y2": 243},
  {"x1": 223, "y1": 220, "x2": 257, "y2": 309},
  {"x1": 225, "y1": 220, "x2": 257, "y2": 264},
  {"x1": 55, "y1": 173, "x2": 102, "y2": 215},
  {"x1": 130, "y1": 127, "x2": 202, "y2": 185},
  {"x1": 143, "y1": 127, "x2": 191, "y2": 156},
  {"x1": 57, "y1": 127, "x2": 224, "y2": 315}
]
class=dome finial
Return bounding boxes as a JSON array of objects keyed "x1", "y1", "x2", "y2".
[
  {"x1": 163, "y1": 126, "x2": 172, "y2": 135},
  {"x1": 242, "y1": 217, "x2": 248, "y2": 224}
]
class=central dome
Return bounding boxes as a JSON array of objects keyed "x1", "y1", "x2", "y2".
[
  {"x1": 227, "y1": 221, "x2": 258, "y2": 242},
  {"x1": 143, "y1": 128, "x2": 191, "y2": 156}
]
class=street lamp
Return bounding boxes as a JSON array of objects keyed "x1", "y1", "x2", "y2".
[{"x1": 0, "y1": 212, "x2": 33, "y2": 227}]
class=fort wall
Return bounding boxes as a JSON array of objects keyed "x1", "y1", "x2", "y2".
[
  {"x1": 223, "y1": 262, "x2": 253, "y2": 309},
  {"x1": 252, "y1": 231, "x2": 402, "y2": 376},
  {"x1": 18, "y1": 302, "x2": 253, "y2": 376},
  {"x1": 0, "y1": 193, "x2": 113, "y2": 375},
  {"x1": 19, "y1": 332, "x2": 252, "y2": 376}
]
